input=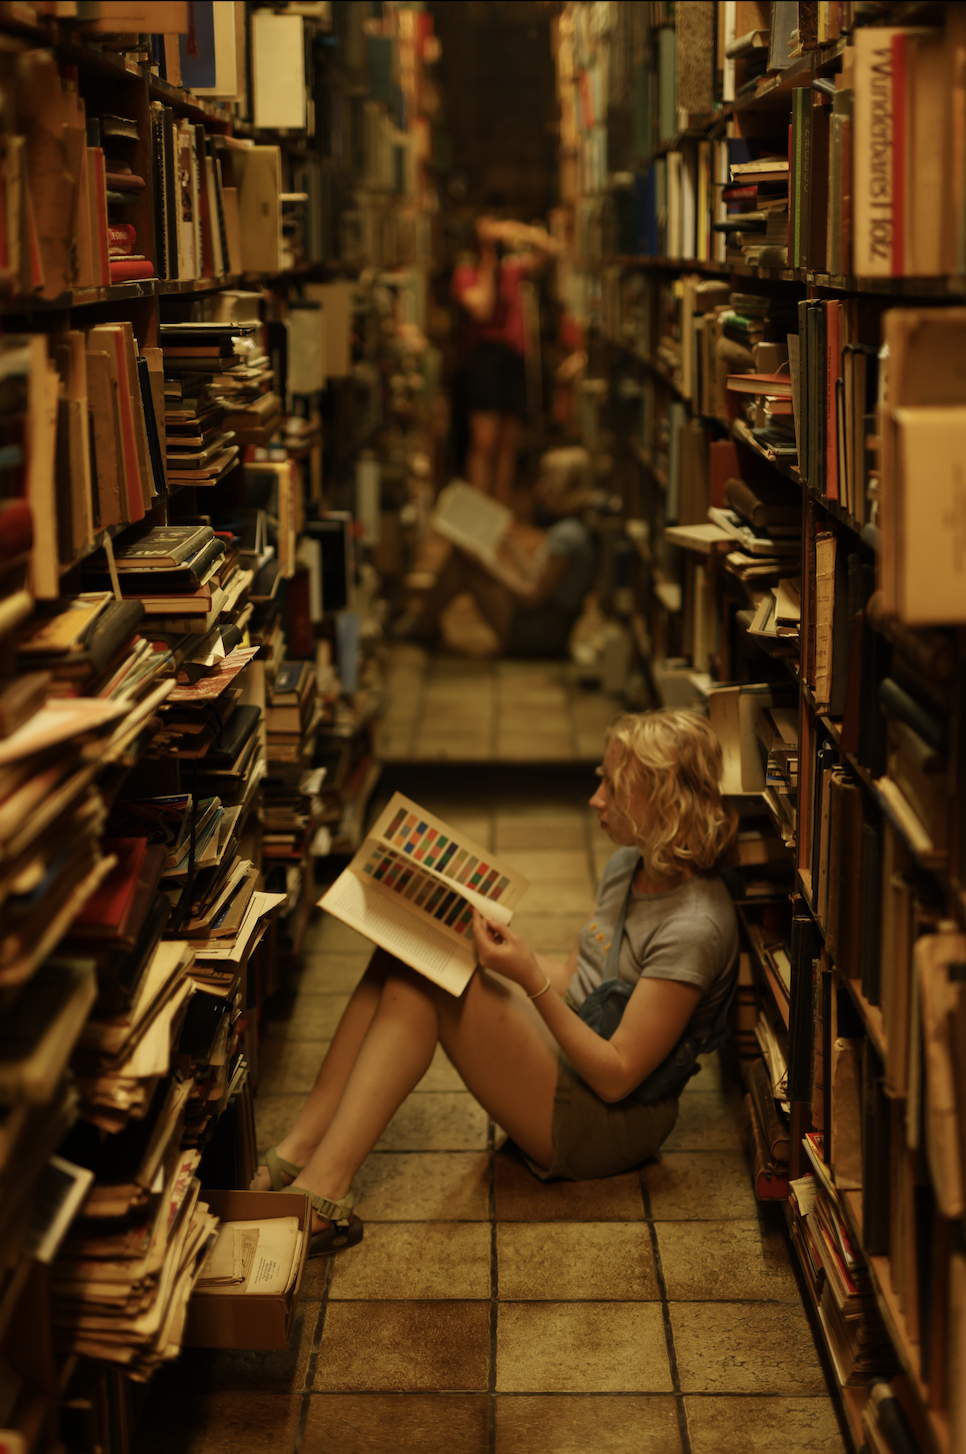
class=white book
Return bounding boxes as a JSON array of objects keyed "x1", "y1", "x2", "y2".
[
  {"x1": 319, "y1": 792, "x2": 531, "y2": 997},
  {"x1": 430, "y1": 482, "x2": 512, "y2": 563}
]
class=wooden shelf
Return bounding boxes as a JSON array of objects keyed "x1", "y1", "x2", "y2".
[
  {"x1": 576, "y1": 252, "x2": 966, "y2": 302},
  {"x1": 0, "y1": 279, "x2": 156, "y2": 316}
]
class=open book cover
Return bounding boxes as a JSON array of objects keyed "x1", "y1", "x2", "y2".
[
  {"x1": 430, "y1": 481, "x2": 512, "y2": 562},
  {"x1": 319, "y1": 792, "x2": 531, "y2": 996}
]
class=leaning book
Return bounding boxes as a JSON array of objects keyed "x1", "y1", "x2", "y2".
[{"x1": 319, "y1": 792, "x2": 530, "y2": 995}]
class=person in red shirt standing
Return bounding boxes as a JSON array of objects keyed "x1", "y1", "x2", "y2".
[{"x1": 451, "y1": 213, "x2": 560, "y2": 505}]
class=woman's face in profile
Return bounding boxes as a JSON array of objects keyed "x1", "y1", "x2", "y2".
[{"x1": 589, "y1": 741, "x2": 647, "y2": 846}]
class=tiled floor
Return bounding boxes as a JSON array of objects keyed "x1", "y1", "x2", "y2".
[
  {"x1": 374, "y1": 645, "x2": 617, "y2": 763},
  {"x1": 137, "y1": 709, "x2": 847, "y2": 1453}
]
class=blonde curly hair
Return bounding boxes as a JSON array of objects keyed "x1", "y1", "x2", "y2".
[{"x1": 605, "y1": 709, "x2": 737, "y2": 879}]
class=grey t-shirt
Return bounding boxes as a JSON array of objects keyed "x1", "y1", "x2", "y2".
[{"x1": 568, "y1": 847, "x2": 739, "y2": 1041}]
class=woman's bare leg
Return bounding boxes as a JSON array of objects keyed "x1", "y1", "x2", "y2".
[
  {"x1": 466, "y1": 410, "x2": 500, "y2": 494},
  {"x1": 293, "y1": 961, "x2": 563, "y2": 1227},
  {"x1": 250, "y1": 950, "x2": 394, "y2": 1190}
]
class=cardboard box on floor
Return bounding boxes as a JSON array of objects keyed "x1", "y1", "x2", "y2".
[{"x1": 183, "y1": 1190, "x2": 310, "y2": 1349}]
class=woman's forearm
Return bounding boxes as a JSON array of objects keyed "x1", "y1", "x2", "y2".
[{"x1": 524, "y1": 974, "x2": 640, "y2": 1102}]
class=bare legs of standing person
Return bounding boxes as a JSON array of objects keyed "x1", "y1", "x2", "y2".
[
  {"x1": 467, "y1": 409, "x2": 520, "y2": 506},
  {"x1": 252, "y1": 948, "x2": 567, "y2": 1231}
]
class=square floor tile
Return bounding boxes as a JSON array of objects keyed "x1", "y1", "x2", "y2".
[
  {"x1": 685, "y1": 1395, "x2": 846, "y2": 1453},
  {"x1": 516, "y1": 881, "x2": 596, "y2": 915},
  {"x1": 670, "y1": 1303, "x2": 827, "y2": 1393},
  {"x1": 495, "y1": 822, "x2": 587, "y2": 851},
  {"x1": 494, "y1": 1155, "x2": 645, "y2": 1221},
  {"x1": 315, "y1": 1302, "x2": 489, "y2": 1392},
  {"x1": 497, "y1": 736, "x2": 576, "y2": 761},
  {"x1": 683, "y1": 1051, "x2": 725, "y2": 1095},
  {"x1": 328, "y1": 1222, "x2": 490, "y2": 1300},
  {"x1": 497, "y1": 1222, "x2": 659, "y2": 1300},
  {"x1": 644, "y1": 1151, "x2": 759, "y2": 1220},
  {"x1": 169, "y1": 1303, "x2": 319, "y2": 1393},
  {"x1": 254, "y1": 1094, "x2": 306, "y2": 1153},
  {"x1": 508, "y1": 912, "x2": 588, "y2": 953},
  {"x1": 302, "y1": 1394, "x2": 489, "y2": 1454},
  {"x1": 656, "y1": 1220, "x2": 800, "y2": 1301},
  {"x1": 291, "y1": 953, "x2": 370, "y2": 995},
  {"x1": 352, "y1": 1151, "x2": 490, "y2": 1222},
  {"x1": 494, "y1": 1395, "x2": 682, "y2": 1454},
  {"x1": 496, "y1": 1303, "x2": 671, "y2": 1392},
  {"x1": 134, "y1": 1389, "x2": 301, "y2": 1454},
  {"x1": 261, "y1": 995, "x2": 349, "y2": 1042},
  {"x1": 416, "y1": 1044, "x2": 467, "y2": 1091},
  {"x1": 498, "y1": 850, "x2": 594, "y2": 883},
  {"x1": 661, "y1": 1092, "x2": 744, "y2": 1152},
  {"x1": 308, "y1": 918, "x2": 373, "y2": 954},
  {"x1": 375, "y1": 1092, "x2": 489, "y2": 1152},
  {"x1": 258, "y1": 1038, "x2": 329, "y2": 1095}
]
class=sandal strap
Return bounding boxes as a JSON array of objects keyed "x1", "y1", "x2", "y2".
[
  {"x1": 264, "y1": 1145, "x2": 303, "y2": 1192},
  {"x1": 281, "y1": 1183, "x2": 355, "y2": 1224}
]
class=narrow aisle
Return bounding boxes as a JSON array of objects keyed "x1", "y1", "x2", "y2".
[{"x1": 137, "y1": 750, "x2": 846, "y2": 1453}]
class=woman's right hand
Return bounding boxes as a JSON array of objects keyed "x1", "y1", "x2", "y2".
[{"x1": 472, "y1": 910, "x2": 545, "y2": 996}]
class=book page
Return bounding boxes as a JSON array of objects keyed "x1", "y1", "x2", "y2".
[
  {"x1": 371, "y1": 793, "x2": 530, "y2": 912},
  {"x1": 320, "y1": 871, "x2": 476, "y2": 997},
  {"x1": 430, "y1": 482, "x2": 512, "y2": 561}
]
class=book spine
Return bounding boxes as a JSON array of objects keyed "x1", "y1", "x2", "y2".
[
  {"x1": 891, "y1": 32, "x2": 907, "y2": 277},
  {"x1": 854, "y1": 28, "x2": 900, "y2": 276}
]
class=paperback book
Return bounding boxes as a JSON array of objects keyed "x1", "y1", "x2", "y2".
[{"x1": 319, "y1": 792, "x2": 531, "y2": 995}]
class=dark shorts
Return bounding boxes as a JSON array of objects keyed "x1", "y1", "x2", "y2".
[{"x1": 463, "y1": 341, "x2": 527, "y2": 417}]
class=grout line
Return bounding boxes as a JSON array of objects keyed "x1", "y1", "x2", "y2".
[
  {"x1": 292, "y1": 1256, "x2": 333, "y2": 1453},
  {"x1": 487, "y1": 1123, "x2": 498, "y2": 1454},
  {"x1": 642, "y1": 1173, "x2": 694, "y2": 1454}
]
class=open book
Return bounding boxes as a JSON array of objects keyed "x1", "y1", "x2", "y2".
[
  {"x1": 319, "y1": 792, "x2": 530, "y2": 995},
  {"x1": 430, "y1": 481, "x2": 512, "y2": 563}
]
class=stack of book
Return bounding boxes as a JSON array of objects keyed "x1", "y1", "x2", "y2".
[
  {"x1": 51, "y1": 1134, "x2": 218, "y2": 1379},
  {"x1": 706, "y1": 506, "x2": 800, "y2": 584},
  {"x1": 81, "y1": 525, "x2": 249, "y2": 642},
  {"x1": 743, "y1": 1055, "x2": 790, "y2": 1199},
  {"x1": 723, "y1": 155, "x2": 790, "y2": 266},
  {"x1": 159, "y1": 326, "x2": 252, "y2": 487},
  {"x1": 71, "y1": 937, "x2": 194, "y2": 1133},
  {"x1": 798, "y1": 1137, "x2": 898, "y2": 1386},
  {"x1": 261, "y1": 662, "x2": 325, "y2": 895}
]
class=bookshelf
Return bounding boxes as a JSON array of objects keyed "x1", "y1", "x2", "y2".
[
  {"x1": 0, "y1": 3, "x2": 441, "y2": 1452},
  {"x1": 555, "y1": 3, "x2": 966, "y2": 1452}
]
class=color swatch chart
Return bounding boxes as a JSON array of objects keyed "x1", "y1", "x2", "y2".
[
  {"x1": 361, "y1": 845, "x2": 476, "y2": 937},
  {"x1": 380, "y1": 808, "x2": 511, "y2": 905}
]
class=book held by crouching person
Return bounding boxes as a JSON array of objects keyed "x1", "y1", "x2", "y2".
[{"x1": 319, "y1": 792, "x2": 530, "y2": 995}]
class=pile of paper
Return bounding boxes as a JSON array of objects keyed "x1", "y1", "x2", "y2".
[
  {"x1": 52, "y1": 1147, "x2": 218, "y2": 1380},
  {"x1": 71, "y1": 941, "x2": 195, "y2": 1131},
  {"x1": 195, "y1": 1215, "x2": 302, "y2": 1297}
]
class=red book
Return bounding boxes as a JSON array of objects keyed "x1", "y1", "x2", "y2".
[
  {"x1": 0, "y1": 500, "x2": 33, "y2": 560},
  {"x1": 73, "y1": 837, "x2": 147, "y2": 935},
  {"x1": 107, "y1": 223, "x2": 136, "y2": 257},
  {"x1": 708, "y1": 439, "x2": 739, "y2": 509},
  {"x1": 109, "y1": 259, "x2": 154, "y2": 283}
]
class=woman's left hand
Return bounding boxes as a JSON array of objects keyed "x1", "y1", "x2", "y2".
[{"x1": 471, "y1": 910, "x2": 543, "y2": 994}]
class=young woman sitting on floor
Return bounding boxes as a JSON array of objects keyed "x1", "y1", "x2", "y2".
[{"x1": 252, "y1": 708, "x2": 740, "y2": 1253}]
